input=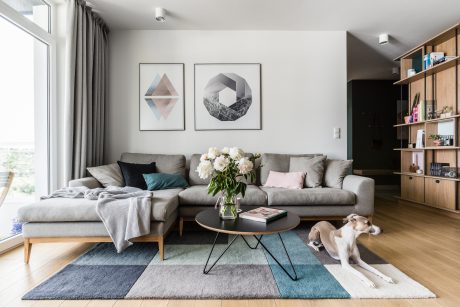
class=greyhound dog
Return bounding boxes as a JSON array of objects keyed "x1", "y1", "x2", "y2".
[{"x1": 308, "y1": 214, "x2": 395, "y2": 288}]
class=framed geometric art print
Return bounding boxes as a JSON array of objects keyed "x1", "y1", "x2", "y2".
[
  {"x1": 194, "y1": 63, "x2": 261, "y2": 130},
  {"x1": 139, "y1": 63, "x2": 185, "y2": 131}
]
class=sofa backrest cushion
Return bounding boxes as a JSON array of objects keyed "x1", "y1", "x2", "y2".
[
  {"x1": 323, "y1": 159, "x2": 353, "y2": 189},
  {"x1": 120, "y1": 153, "x2": 186, "y2": 177},
  {"x1": 260, "y1": 153, "x2": 323, "y2": 185},
  {"x1": 189, "y1": 154, "x2": 211, "y2": 185}
]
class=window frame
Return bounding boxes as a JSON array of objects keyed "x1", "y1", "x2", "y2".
[{"x1": 0, "y1": 0, "x2": 57, "y2": 253}]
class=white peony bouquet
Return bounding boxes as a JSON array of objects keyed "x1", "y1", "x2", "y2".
[{"x1": 197, "y1": 147, "x2": 260, "y2": 218}]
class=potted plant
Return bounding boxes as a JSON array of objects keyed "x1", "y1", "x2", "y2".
[
  {"x1": 429, "y1": 134, "x2": 443, "y2": 146},
  {"x1": 197, "y1": 147, "x2": 260, "y2": 220}
]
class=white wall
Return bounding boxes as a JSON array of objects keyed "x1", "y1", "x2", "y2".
[{"x1": 107, "y1": 30, "x2": 347, "y2": 162}]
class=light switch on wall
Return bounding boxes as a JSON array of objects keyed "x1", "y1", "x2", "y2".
[{"x1": 333, "y1": 128, "x2": 341, "y2": 139}]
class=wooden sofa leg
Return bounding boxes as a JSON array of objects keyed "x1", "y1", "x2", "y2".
[
  {"x1": 24, "y1": 239, "x2": 32, "y2": 264},
  {"x1": 158, "y1": 237, "x2": 164, "y2": 261},
  {"x1": 179, "y1": 217, "x2": 184, "y2": 237}
]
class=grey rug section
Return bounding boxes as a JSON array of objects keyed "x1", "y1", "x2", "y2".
[
  {"x1": 73, "y1": 243, "x2": 157, "y2": 265},
  {"x1": 295, "y1": 229, "x2": 387, "y2": 265},
  {"x1": 126, "y1": 265, "x2": 280, "y2": 299},
  {"x1": 23, "y1": 264, "x2": 146, "y2": 300}
]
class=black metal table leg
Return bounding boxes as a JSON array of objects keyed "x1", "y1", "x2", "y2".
[
  {"x1": 253, "y1": 233, "x2": 298, "y2": 281},
  {"x1": 203, "y1": 233, "x2": 240, "y2": 274},
  {"x1": 203, "y1": 232, "x2": 298, "y2": 281},
  {"x1": 241, "y1": 235, "x2": 262, "y2": 249}
]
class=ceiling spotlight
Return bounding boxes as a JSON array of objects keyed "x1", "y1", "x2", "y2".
[
  {"x1": 379, "y1": 33, "x2": 389, "y2": 45},
  {"x1": 155, "y1": 7, "x2": 166, "y2": 22}
]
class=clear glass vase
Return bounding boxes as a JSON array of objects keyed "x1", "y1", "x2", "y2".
[{"x1": 217, "y1": 192, "x2": 240, "y2": 220}]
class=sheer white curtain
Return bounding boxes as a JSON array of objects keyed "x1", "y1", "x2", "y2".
[{"x1": 64, "y1": 0, "x2": 109, "y2": 183}]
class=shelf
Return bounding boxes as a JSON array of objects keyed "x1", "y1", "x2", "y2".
[
  {"x1": 424, "y1": 146, "x2": 460, "y2": 150},
  {"x1": 394, "y1": 172, "x2": 424, "y2": 177},
  {"x1": 393, "y1": 148, "x2": 424, "y2": 151},
  {"x1": 393, "y1": 121, "x2": 425, "y2": 127},
  {"x1": 394, "y1": 56, "x2": 459, "y2": 85},
  {"x1": 393, "y1": 115, "x2": 459, "y2": 127},
  {"x1": 424, "y1": 175, "x2": 460, "y2": 182},
  {"x1": 425, "y1": 114, "x2": 460, "y2": 123},
  {"x1": 394, "y1": 70, "x2": 425, "y2": 85}
]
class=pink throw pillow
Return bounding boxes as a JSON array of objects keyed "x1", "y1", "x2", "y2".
[{"x1": 264, "y1": 171, "x2": 305, "y2": 189}]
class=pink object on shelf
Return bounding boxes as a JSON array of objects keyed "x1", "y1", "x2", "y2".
[{"x1": 264, "y1": 171, "x2": 305, "y2": 189}]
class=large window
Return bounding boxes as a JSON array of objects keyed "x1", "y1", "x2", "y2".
[
  {"x1": 0, "y1": 0, "x2": 51, "y2": 249},
  {"x1": 2, "y1": 0, "x2": 50, "y2": 32}
]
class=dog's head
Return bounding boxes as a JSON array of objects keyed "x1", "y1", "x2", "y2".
[{"x1": 343, "y1": 214, "x2": 381, "y2": 236}]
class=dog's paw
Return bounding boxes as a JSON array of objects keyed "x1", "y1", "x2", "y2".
[{"x1": 308, "y1": 241, "x2": 320, "y2": 252}]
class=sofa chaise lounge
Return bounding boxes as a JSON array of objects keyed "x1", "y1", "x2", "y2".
[{"x1": 18, "y1": 152, "x2": 374, "y2": 263}]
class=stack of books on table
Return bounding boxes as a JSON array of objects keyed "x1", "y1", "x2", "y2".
[{"x1": 239, "y1": 207, "x2": 287, "y2": 223}]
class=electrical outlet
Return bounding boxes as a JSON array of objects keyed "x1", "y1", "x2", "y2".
[{"x1": 333, "y1": 128, "x2": 340, "y2": 139}]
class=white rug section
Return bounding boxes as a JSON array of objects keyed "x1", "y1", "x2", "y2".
[{"x1": 325, "y1": 264, "x2": 436, "y2": 299}]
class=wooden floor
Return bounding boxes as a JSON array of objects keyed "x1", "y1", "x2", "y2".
[{"x1": 1, "y1": 195, "x2": 460, "y2": 307}]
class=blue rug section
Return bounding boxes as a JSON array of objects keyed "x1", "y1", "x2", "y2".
[
  {"x1": 260, "y1": 231, "x2": 321, "y2": 265},
  {"x1": 73, "y1": 243, "x2": 158, "y2": 265},
  {"x1": 270, "y1": 264, "x2": 350, "y2": 299},
  {"x1": 22, "y1": 264, "x2": 146, "y2": 300}
]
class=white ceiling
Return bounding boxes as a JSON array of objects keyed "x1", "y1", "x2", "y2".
[{"x1": 90, "y1": 0, "x2": 460, "y2": 80}]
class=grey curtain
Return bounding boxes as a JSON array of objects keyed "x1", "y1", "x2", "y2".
[{"x1": 64, "y1": 0, "x2": 109, "y2": 182}]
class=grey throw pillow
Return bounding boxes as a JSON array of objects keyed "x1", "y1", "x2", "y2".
[
  {"x1": 323, "y1": 159, "x2": 353, "y2": 188},
  {"x1": 289, "y1": 156, "x2": 326, "y2": 188},
  {"x1": 87, "y1": 163, "x2": 124, "y2": 187}
]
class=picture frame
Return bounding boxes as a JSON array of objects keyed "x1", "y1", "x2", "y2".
[
  {"x1": 194, "y1": 63, "x2": 262, "y2": 131},
  {"x1": 139, "y1": 63, "x2": 185, "y2": 131}
]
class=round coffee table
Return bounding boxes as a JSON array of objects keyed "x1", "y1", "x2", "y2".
[{"x1": 195, "y1": 207, "x2": 300, "y2": 281}]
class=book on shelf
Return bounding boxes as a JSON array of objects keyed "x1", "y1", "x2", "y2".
[
  {"x1": 239, "y1": 207, "x2": 287, "y2": 223},
  {"x1": 430, "y1": 162, "x2": 450, "y2": 177}
]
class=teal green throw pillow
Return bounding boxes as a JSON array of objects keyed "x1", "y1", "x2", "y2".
[{"x1": 143, "y1": 173, "x2": 188, "y2": 191}]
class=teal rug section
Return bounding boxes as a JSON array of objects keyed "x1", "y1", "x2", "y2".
[
  {"x1": 260, "y1": 231, "x2": 349, "y2": 298},
  {"x1": 261, "y1": 231, "x2": 321, "y2": 265},
  {"x1": 270, "y1": 264, "x2": 350, "y2": 298}
]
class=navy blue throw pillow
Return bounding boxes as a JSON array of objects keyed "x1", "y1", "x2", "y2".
[{"x1": 117, "y1": 161, "x2": 156, "y2": 190}]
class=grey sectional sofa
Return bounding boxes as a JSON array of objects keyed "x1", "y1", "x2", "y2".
[{"x1": 18, "y1": 152, "x2": 374, "y2": 263}]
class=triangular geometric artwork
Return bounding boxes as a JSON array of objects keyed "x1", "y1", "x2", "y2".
[
  {"x1": 145, "y1": 74, "x2": 162, "y2": 96},
  {"x1": 152, "y1": 74, "x2": 178, "y2": 96},
  {"x1": 145, "y1": 98, "x2": 162, "y2": 120},
  {"x1": 154, "y1": 98, "x2": 178, "y2": 118},
  {"x1": 144, "y1": 73, "x2": 179, "y2": 120}
]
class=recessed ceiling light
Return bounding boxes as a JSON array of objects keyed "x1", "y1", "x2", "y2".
[
  {"x1": 155, "y1": 7, "x2": 166, "y2": 22},
  {"x1": 379, "y1": 33, "x2": 389, "y2": 45}
]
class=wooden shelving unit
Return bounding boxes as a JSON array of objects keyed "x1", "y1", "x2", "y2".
[{"x1": 394, "y1": 23, "x2": 460, "y2": 212}]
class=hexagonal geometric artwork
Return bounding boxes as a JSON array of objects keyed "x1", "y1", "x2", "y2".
[{"x1": 203, "y1": 73, "x2": 252, "y2": 121}]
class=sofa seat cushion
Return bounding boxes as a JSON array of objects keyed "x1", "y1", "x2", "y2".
[
  {"x1": 179, "y1": 185, "x2": 267, "y2": 206},
  {"x1": 260, "y1": 187, "x2": 355, "y2": 206},
  {"x1": 18, "y1": 188, "x2": 182, "y2": 223}
]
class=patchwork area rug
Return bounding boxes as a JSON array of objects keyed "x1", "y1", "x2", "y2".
[{"x1": 23, "y1": 228, "x2": 435, "y2": 300}]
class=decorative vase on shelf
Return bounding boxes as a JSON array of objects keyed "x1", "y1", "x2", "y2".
[{"x1": 196, "y1": 147, "x2": 260, "y2": 220}]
